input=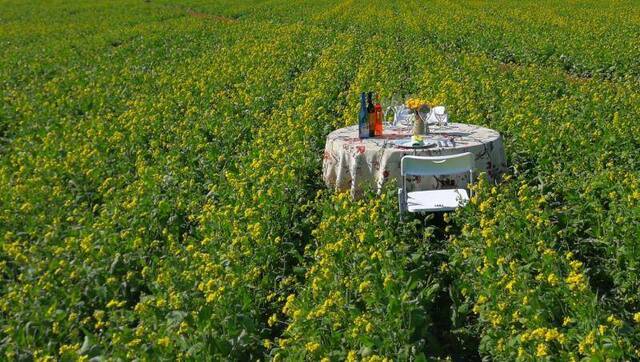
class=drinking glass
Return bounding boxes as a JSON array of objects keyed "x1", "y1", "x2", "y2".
[
  {"x1": 433, "y1": 106, "x2": 448, "y2": 128},
  {"x1": 396, "y1": 106, "x2": 413, "y2": 127},
  {"x1": 396, "y1": 93, "x2": 417, "y2": 127},
  {"x1": 418, "y1": 105, "x2": 432, "y2": 125},
  {"x1": 382, "y1": 95, "x2": 398, "y2": 127},
  {"x1": 385, "y1": 94, "x2": 410, "y2": 127}
]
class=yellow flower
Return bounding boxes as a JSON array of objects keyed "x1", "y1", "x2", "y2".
[
  {"x1": 531, "y1": 327, "x2": 546, "y2": 339},
  {"x1": 292, "y1": 309, "x2": 303, "y2": 320},
  {"x1": 157, "y1": 336, "x2": 170, "y2": 348},
  {"x1": 569, "y1": 260, "x2": 583, "y2": 270},
  {"x1": 365, "y1": 322, "x2": 374, "y2": 333},
  {"x1": 598, "y1": 324, "x2": 607, "y2": 335},
  {"x1": 546, "y1": 273, "x2": 559, "y2": 286},
  {"x1": 58, "y1": 343, "x2": 79, "y2": 356},
  {"x1": 536, "y1": 342, "x2": 548, "y2": 357},
  {"x1": 584, "y1": 330, "x2": 595, "y2": 346},
  {"x1": 305, "y1": 342, "x2": 320, "y2": 353},
  {"x1": 545, "y1": 328, "x2": 560, "y2": 341},
  {"x1": 405, "y1": 98, "x2": 431, "y2": 110},
  {"x1": 346, "y1": 351, "x2": 358, "y2": 362},
  {"x1": 633, "y1": 312, "x2": 640, "y2": 324},
  {"x1": 479, "y1": 200, "x2": 491, "y2": 213},
  {"x1": 491, "y1": 314, "x2": 503, "y2": 327},
  {"x1": 518, "y1": 347, "x2": 526, "y2": 358},
  {"x1": 383, "y1": 274, "x2": 393, "y2": 288},
  {"x1": 358, "y1": 281, "x2": 371, "y2": 293},
  {"x1": 262, "y1": 339, "x2": 273, "y2": 349},
  {"x1": 106, "y1": 299, "x2": 125, "y2": 309},
  {"x1": 566, "y1": 271, "x2": 587, "y2": 291},
  {"x1": 282, "y1": 294, "x2": 296, "y2": 314},
  {"x1": 607, "y1": 314, "x2": 623, "y2": 327},
  {"x1": 562, "y1": 316, "x2": 573, "y2": 326},
  {"x1": 268, "y1": 313, "x2": 277, "y2": 327},
  {"x1": 512, "y1": 310, "x2": 521, "y2": 320}
]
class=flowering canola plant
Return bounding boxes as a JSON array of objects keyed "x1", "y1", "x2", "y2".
[{"x1": 2, "y1": 0, "x2": 640, "y2": 361}]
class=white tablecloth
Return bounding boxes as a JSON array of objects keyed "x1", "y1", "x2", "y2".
[{"x1": 322, "y1": 123, "x2": 507, "y2": 196}]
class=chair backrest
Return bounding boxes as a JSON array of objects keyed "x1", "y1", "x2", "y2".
[{"x1": 401, "y1": 152, "x2": 474, "y2": 177}]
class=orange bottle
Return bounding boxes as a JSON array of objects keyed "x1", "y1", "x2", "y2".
[
  {"x1": 367, "y1": 92, "x2": 375, "y2": 137},
  {"x1": 374, "y1": 94, "x2": 383, "y2": 136}
]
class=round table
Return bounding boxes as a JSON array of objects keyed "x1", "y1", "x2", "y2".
[{"x1": 322, "y1": 123, "x2": 507, "y2": 196}]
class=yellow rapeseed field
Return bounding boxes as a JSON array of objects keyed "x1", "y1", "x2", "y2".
[{"x1": 1, "y1": 0, "x2": 639, "y2": 360}]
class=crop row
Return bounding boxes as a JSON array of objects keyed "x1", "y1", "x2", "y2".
[
  {"x1": 399, "y1": 35, "x2": 640, "y2": 359},
  {"x1": 174, "y1": 0, "x2": 640, "y2": 80},
  {"x1": 2, "y1": 1, "x2": 640, "y2": 360},
  {"x1": 1, "y1": 13, "x2": 339, "y2": 359}
]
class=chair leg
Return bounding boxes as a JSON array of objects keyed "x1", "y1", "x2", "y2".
[{"x1": 398, "y1": 188, "x2": 405, "y2": 221}]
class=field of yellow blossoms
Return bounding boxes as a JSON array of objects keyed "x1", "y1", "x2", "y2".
[{"x1": 2, "y1": 0, "x2": 640, "y2": 360}]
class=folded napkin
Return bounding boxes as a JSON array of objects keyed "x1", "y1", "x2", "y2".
[{"x1": 437, "y1": 139, "x2": 455, "y2": 147}]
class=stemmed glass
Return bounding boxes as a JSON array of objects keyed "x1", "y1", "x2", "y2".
[
  {"x1": 397, "y1": 93, "x2": 417, "y2": 127},
  {"x1": 381, "y1": 95, "x2": 397, "y2": 127},
  {"x1": 384, "y1": 94, "x2": 410, "y2": 127},
  {"x1": 433, "y1": 106, "x2": 448, "y2": 128}
]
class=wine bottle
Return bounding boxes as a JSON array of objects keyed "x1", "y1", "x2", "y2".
[
  {"x1": 367, "y1": 92, "x2": 375, "y2": 137},
  {"x1": 374, "y1": 93, "x2": 383, "y2": 136},
  {"x1": 358, "y1": 92, "x2": 369, "y2": 139}
]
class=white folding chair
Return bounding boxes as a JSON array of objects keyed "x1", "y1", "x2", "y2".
[{"x1": 398, "y1": 152, "x2": 474, "y2": 216}]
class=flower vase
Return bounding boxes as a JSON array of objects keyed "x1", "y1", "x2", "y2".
[{"x1": 413, "y1": 110, "x2": 429, "y2": 135}]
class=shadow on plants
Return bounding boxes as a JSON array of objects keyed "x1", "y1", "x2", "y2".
[{"x1": 399, "y1": 212, "x2": 481, "y2": 361}]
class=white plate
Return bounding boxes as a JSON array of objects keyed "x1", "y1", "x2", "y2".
[{"x1": 394, "y1": 140, "x2": 437, "y2": 148}]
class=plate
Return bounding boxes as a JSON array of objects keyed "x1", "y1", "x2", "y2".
[{"x1": 393, "y1": 139, "x2": 437, "y2": 149}]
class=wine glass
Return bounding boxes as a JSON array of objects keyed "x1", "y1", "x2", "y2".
[
  {"x1": 433, "y1": 106, "x2": 447, "y2": 128},
  {"x1": 396, "y1": 106, "x2": 413, "y2": 127},
  {"x1": 386, "y1": 93, "x2": 409, "y2": 127},
  {"x1": 382, "y1": 95, "x2": 399, "y2": 127},
  {"x1": 418, "y1": 104, "x2": 432, "y2": 125},
  {"x1": 395, "y1": 93, "x2": 416, "y2": 127}
]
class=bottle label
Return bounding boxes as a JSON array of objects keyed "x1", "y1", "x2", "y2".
[{"x1": 359, "y1": 114, "x2": 369, "y2": 138}]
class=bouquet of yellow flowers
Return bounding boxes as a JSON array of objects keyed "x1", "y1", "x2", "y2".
[
  {"x1": 405, "y1": 98, "x2": 431, "y2": 110},
  {"x1": 405, "y1": 98, "x2": 431, "y2": 135}
]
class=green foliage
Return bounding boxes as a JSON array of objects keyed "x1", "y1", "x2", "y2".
[{"x1": 1, "y1": 0, "x2": 640, "y2": 361}]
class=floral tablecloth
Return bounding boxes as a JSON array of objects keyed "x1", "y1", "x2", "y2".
[{"x1": 322, "y1": 123, "x2": 507, "y2": 196}]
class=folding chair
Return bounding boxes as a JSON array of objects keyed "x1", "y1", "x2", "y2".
[{"x1": 398, "y1": 152, "x2": 474, "y2": 216}]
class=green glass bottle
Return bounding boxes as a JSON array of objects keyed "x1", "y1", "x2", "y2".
[{"x1": 358, "y1": 92, "x2": 369, "y2": 139}]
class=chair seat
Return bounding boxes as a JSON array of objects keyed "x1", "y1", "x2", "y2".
[{"x1": 406, "y1": 189, "x2": 469, "y2": 212}]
